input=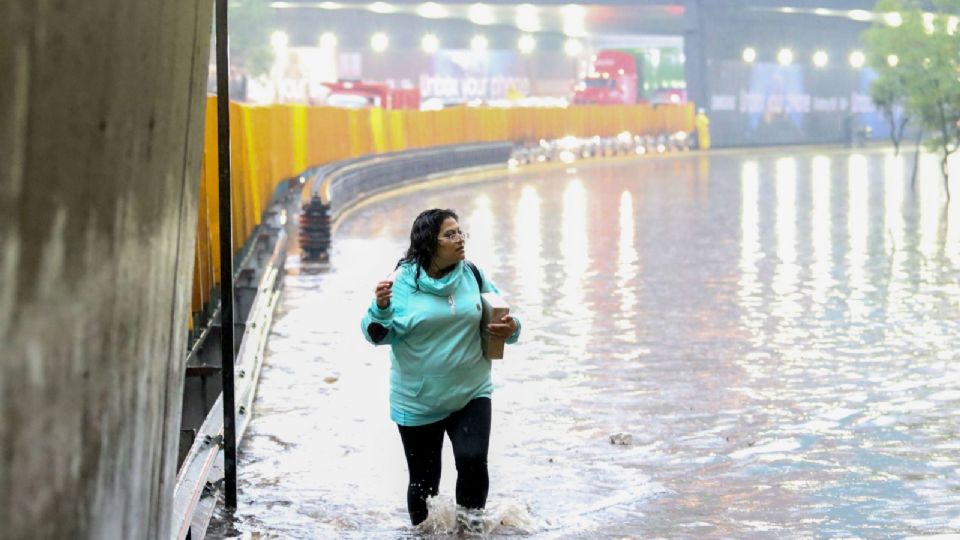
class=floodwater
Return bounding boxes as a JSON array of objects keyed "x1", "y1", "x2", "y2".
[{"x1": 210, "y1": 147, "x2": 960, "y2": 539}]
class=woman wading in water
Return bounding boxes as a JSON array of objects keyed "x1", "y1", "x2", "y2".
[{"x1": 361, "y1": 208, "x2": 521, "y2": 533}]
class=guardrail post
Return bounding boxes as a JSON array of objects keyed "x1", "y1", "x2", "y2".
[{"x1": 214, "y1": 0, "x2": 238, "y2": 510}]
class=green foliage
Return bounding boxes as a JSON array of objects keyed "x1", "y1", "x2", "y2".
[
  {"x1": 863, "y1": 7, "x2": 912, "y2": 152},
  {"x1": 229, "y1": 0, "x2": 276, "y2": 76},
  {"x1": 868, "y1": 66, "x2": 910, "y2": 151},
  {"x1": 864, "y1": 0, "x2": 960, "y2": 185}
]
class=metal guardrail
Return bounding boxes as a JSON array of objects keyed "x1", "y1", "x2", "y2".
[
  {"x1": 171, "y1": 188, "x2": 296, "y2": 540},
  {"x1": 303, "y1": 136, "x2": 695, "y2": 225},
  {"x1": 306, "y1": 142, "x2": 514, "y2": 220}
]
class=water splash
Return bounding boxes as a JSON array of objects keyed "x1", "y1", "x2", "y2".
[{"x1": 415, "y1": 496, "x2": 539, "y2": 538}]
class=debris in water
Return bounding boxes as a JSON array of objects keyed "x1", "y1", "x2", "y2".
[{"x1": 609, "y1": 433, "x2": 633, "y2": 446}]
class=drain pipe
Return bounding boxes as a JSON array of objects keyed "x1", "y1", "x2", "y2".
[{"x1": 214, "y1": 0, "x2": 238, "y2": 510}]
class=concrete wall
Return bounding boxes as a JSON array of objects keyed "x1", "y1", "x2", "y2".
[{"x1": 0, "y1": 1, "x2": 212, "y2": 538}]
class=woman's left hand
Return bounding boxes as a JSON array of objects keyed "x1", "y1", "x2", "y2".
[{"x1": 486, "y1": 314, "x2": 517, "y2": 338}]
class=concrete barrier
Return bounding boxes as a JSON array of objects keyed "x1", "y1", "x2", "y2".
[{"x1": 0, "y1": 1, "x2": 212, "y2": 538}]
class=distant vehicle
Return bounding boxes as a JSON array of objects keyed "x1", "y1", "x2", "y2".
[
  {"x1": 572, "y1": 49, "x2": 687, "y2": 106},
  {"x1": 573, "y1": 51, "x2": 643, "y2": 105},
  {"x1": 650, "y1": 87, "x2": 687, "y2": 106},
  {"x1": 322, "y1": 80, "x2": 420, "y2": 110}
]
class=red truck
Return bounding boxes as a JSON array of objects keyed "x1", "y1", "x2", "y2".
[
  {"x1": 322, "y1": 80, "x2": 420, "y2": 110},
  {"x1": 572, "y1": 49, "x2": 686, "y2": 106},
  {"x1": 573, "y1": 50, "x2": 642, "y2": 105}
]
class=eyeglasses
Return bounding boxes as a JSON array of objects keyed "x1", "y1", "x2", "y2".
[{"x1": 439, "y1": 229, "x2": 469, "y2": 241}]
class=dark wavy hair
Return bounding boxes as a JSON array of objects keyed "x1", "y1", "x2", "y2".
[{"x1": 396, "y1": 208, "x2": 459, "y2": 287}]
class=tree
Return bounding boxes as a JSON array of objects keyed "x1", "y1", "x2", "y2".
[
  {"x1": 229, "y1": 0, "x2": 275, "y2": 77},
  {"x1": 868, "y1": 67, "x2": 912, "y2": 155},
  {"x1": 916, "y1": 0, "x2": 960, "y2": 201},
  {"x1": 864, "y1": 23, "x2": 912, "y2": 155},
  {"x1": 864, "y1": 0, "x2": 960, "y2": 201}
]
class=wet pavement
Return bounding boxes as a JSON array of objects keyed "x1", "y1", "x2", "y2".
[{"x1": 210, "y1": 147, "x2": 960, "y2": 539}]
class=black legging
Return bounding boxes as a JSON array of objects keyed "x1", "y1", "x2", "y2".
[{"x1": 396, "y1": 397, "x2": 492, "y2": 525}]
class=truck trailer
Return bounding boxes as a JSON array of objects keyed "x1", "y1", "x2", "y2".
[{"x1": 572, "y1": 49, "x2": 686, "y2": 106}]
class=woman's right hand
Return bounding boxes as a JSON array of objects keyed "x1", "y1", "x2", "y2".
[{"x1": 375, "y1": 280, "x2": 393, "y2": 309}]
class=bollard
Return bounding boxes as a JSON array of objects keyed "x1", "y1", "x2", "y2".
[{"x1": 299, "y1": 195, "x2": 331, "y2": 262}]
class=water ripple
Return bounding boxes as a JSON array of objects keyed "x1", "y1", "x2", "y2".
[{"x1": 210, "y1": 150, "x2": 960, "y2": 539}]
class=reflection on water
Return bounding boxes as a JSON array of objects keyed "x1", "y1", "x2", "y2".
[
  {"x1": 211, "y1": 149, "x2": 960, "y2": 539},
  {"x1": 738, "y1": 161, "x2": 762, "y2": 339},
  {"x1": 847, "y1": 153, "x2": 870, "y2": 321},
  {"x1": 514, "y1": 186, "x2": 544, "y2": 311},
  {"x1": 810, "y1": 155, "x2": 833, "y2": 312},
  {"x1": 559, "y1": 178, "x2": 590, "y2": 362},
  {"x1": 773, "y1": 157, "x2": 800, "y2": 324},
  {"x1": 467, "y1": 194, "x2": 496, "y2": 265},
  {"x1": 617, "y1": 191, "x2": 639, "y2": 340}
]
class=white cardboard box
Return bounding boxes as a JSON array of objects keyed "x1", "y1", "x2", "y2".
[{"x1": 480, "y1": 292, "x2": 510, "y2": 359}]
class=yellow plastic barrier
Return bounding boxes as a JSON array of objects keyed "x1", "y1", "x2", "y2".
[{"x1": 190, "y1": 99, "x2": 694, "y2": 321}]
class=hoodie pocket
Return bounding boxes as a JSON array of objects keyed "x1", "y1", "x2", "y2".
[
  {"x1": 417, "y1": 373, "x2": 464, "y2": 412},
  {"x1": 397, "y1": 372, "x2": 424, "y2": 400}
]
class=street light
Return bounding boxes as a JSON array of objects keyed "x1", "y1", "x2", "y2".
[
  {"x1": 812, "y1": 50, "x2": 828, "y2": 68},
  {"x1": 471, "y1": 35, "x2": 488, "y2": 52},
  {"x1": 518, "y1": 34, "x2": 536, "y2": 54},
  {"x1": 777, "y1": 48, "x2": 793, "y2": 66},
  {"x1": 887, "y1": 54, "x2": 899, "y2": 67},
  {"x1": 369, "y1": 2, "x2": 396, "y2": 14},
  {"x1": 848, "y1": 10, "x2": 872, "y2": 22},
  {"x1": 319, "y1": 32, "x2": 337, "y2": 49},
  {"x1": 417, "y1": 2, "x2": 448, "y2": 19},
  {"x1": 469, "y1": 3, "x2": 495, "y2": 25},
  {"x1": 421, "y1": 34, "x2": 439, "y2": 53},
  {"x1": 564, "y1": 38, "x2": 583, "y2": 57},
  {"x1": 516, "y1": 4, "x2": 540, "y2": 32},
  {"x1": 742, "y1": 47, "x2": 757, "y2": 63},
  {"x1": 371, "y1": 32, "x2": 389, "y2": 52},
  {"x1": 562, "y1": 4, "x2": 587, "y2": 37},
  {"x1": 849, "y1": 50, "x2": 865, "y2": 68}
]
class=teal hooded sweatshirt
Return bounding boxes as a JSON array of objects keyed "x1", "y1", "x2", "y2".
[{"x1": 361, "y1": 261, "x2": 521, "y2": 426}]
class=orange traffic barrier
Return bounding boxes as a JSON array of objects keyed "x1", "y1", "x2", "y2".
[{"x1": 190, "y1": 99, "x2": 694, "y2": 323}]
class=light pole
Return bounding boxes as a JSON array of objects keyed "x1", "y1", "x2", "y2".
[{"x1": 214, "y1": 0, "x2": 239, "y2": 510}]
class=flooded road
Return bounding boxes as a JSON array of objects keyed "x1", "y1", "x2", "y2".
[{"x1": 211, "y1": 148, "x2": 960, "y2": 539}]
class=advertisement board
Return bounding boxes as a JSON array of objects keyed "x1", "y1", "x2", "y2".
[
  {"x1": 420, "y1": 50, "x2": 531, "y2": 102},
  {"x1": 707, "y1": 60, "x2": 887, "y2": 147}
]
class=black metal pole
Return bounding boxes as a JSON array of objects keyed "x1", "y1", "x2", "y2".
[{"x1": 215, "y1": 0, "x2": 238, "y2": 510}]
